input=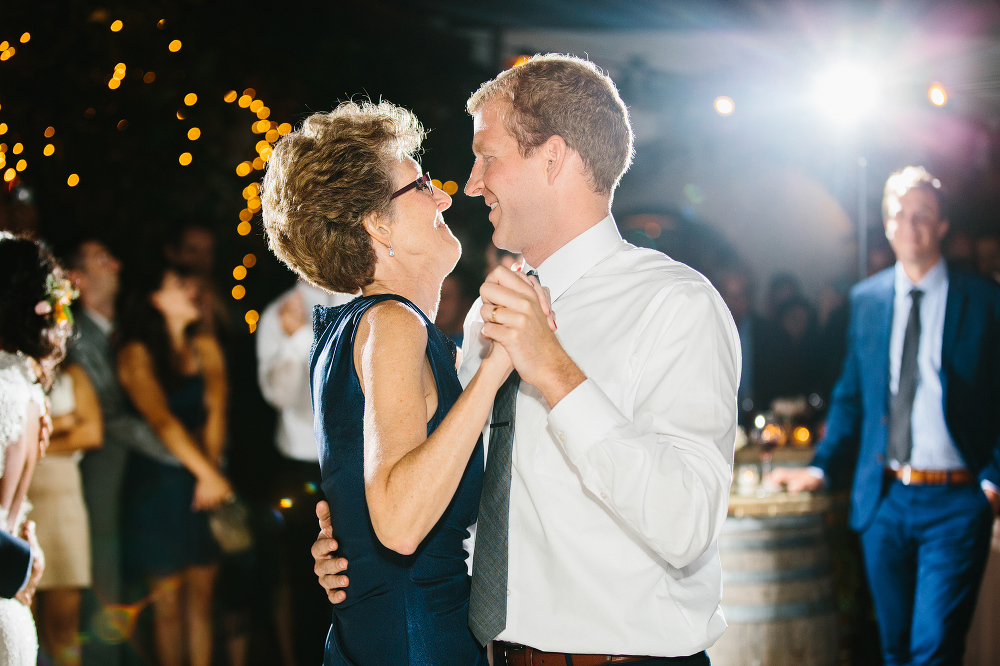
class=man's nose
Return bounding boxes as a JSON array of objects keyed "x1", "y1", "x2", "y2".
[{"x1": 464, "y1": 163, "x2": 483, "y2": 197}]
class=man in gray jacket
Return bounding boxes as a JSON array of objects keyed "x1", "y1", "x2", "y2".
[{"x1": 64, "y1": 239, "x2": 180, "y2": 665}]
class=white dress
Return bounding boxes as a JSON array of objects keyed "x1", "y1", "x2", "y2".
[{"x1": 0, "y1": 350, "x2": 41, "y2": 665}]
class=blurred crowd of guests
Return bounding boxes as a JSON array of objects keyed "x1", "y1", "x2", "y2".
[
  {"x1": 0, "y1": 211, "x2": 344, "y2": 666},
  {"x1": 5, "y1": 172, "x2": 1000, "y2": 666}
]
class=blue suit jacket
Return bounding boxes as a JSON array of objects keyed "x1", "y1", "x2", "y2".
[
  {"x1": 0, "y1": 530, "x2": 30, "y2": 598},
  {"x1": 812, "y1": 265, "x2": 1000, "y2": 531}
]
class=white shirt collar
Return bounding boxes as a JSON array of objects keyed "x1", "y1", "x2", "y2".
[
  {"x1": 524, "y1": 215, "x2": 622, "y2": 303},
  {"x1": 84, "y1": 307, "x2": 114, "y2": 336},
  {"x1": 893, "y1": 257, "x2": 947, "y2": 297}
]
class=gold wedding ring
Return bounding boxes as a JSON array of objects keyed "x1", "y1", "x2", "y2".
[{"x1": 491, "y1": 305, "x2": 500, "y2": 324}]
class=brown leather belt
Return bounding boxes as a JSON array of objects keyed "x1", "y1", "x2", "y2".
[
  {"x1": 885, "y1": 465, "x2": 975, "y2": 486},
  {"x1": 495, "y1": 642, "x2": 652, "y2": 665}
]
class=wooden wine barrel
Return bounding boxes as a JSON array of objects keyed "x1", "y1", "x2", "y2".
[{"x1": 707, "y1": 494, "x2": 838, "y2": 666}]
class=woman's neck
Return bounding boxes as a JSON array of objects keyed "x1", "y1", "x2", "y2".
[
  {"x1": 165, "y1": 317, "x2": 191, "y2": 352},
  {"x1": 362, "y1": 276, "x2": 441, "y2": 322}
]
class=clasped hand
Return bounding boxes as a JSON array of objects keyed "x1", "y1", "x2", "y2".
[{"x1": 479, "y1": 266, "x2": 559, "y2": 386}]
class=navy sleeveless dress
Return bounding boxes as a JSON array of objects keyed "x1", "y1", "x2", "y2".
[
  {"x1": 123, "y1": 374, "x2": 219, "y2": 578},
  {"x1": 311, "y1": 294, "x2": 487, "y2": 666}
]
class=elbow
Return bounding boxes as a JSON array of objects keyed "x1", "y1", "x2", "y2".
[{"x1": 369, "y1": 516, "x2": 422, "y2": 556}]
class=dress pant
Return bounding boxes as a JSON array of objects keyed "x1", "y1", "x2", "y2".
[
  {"x1": 273, "y1": 457, "x2": 332, "y2": 666},
  {"x1": 79, "y1": 438, "x2": 130, "y2": 666},
  {"x1": 860, "y1": 481, "x2": 993, "y2": 665}
]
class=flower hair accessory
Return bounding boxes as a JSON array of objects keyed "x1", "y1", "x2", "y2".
[{"x1": 36, "y1": 273, "x2": 79, "y2": 327}]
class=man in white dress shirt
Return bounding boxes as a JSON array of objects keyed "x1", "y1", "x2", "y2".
[
  {"x1": 313, "y1": 54, "x2": 740, "y2": 664},
  {"x1": 257, "y1": 281, "x2": 354, "y2": 666}
]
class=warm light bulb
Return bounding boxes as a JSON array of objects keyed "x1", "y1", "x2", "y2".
[
  {"x1": 184, "y1": 93, "x2": 198, "y2": 106},
  {"x1": 242, "y1": 253, "x2": 257, "y2": 268},
  {"x1": 714, "y1": 96, "x2": 735, "y2": 115},
  {"x1": 232, "y1": 285, "x2": 246, "y2": 300},
  {"x1": 110, "y1": 20, "x2": 123, "y2": 32},
  {"x1": 43, "y1": 126, "x2": 55, "y2": 138},
  {"x1": 233, "y1": 266, "x2": 247, "y2": 280},
  {"x1": 178, "y1": 152, "x2": 193, "y2": 166},
  {"x1": 188, "y1": 127, "x2": 201, "y2": 140},
  {"x1": 224, "y1": 90, "x2": 237, "y2": 103},
  {"x1": 67, "y1": 173, "x2": 80, "y2": 186},
  {"x1": 43, "y1": 144, "x2": 54, "y2": 156},
  {"x1": 237, "y1": 221, "x2": 251, "y2": 235},
  {"x1": 929, "y1": 83, "x2": 947, "y2": 107},
  {"x1": 168, "y1": 39, "x2": 182, "y2": 52}
]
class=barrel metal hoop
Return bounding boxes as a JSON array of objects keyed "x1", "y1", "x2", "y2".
[
  {"x1": 722, "y1": 514, "x2": 823, "y2": 532},
  {"x1": 721, "y1": 598, "x2": 836, "y2": 623},
  {"x1": 718, "y1": 534, "x2": 822, "y2": 551},
  {"x1": 722, "y1": 566, "x2": 827, "y2": 585}
]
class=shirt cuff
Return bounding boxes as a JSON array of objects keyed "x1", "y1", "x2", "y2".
[
  {"x1": 546, "y1": 378, "x2": 626, "y2": 464},
  {"x1": 806, "y1": 467, "x2": 827, "y2": 486},
  {"x1": 981, "y1": 480, "x2": 1000, "y2": 496},
  {"x1": 17, "y1": 550, "x2": 32, "y2": 594}
]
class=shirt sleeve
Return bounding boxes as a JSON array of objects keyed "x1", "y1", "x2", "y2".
[
  {"x1": 257, "y1": 298, "x2": 313, "y2": 409},
  {"x1": 546, "y1": 281, "x2": 739, "y2": 569}
]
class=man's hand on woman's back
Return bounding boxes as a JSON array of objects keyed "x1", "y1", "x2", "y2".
[{"x1": 313, "y1": 500, "x2": 349, "y2": 604}]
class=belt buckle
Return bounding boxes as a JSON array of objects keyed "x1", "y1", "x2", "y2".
[{"x1": 901, "y1": 465, "x2": 912, "y2": 485}]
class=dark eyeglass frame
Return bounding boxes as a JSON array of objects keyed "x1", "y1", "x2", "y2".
[{"x1": 389, "y1": 172, "x2": 433, "y2": 200}]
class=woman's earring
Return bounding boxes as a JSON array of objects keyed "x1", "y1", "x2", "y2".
[{"x1": 388, "y1": 241, "x2": 394, "y2": 257}]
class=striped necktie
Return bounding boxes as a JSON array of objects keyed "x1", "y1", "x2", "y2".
[{"x1": 468, "y1": 269, "x2": 537, "y2": 645}]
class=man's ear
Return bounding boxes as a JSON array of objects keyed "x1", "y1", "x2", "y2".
[
  {"x1": 362, "y1": 212, "x2": 392, "y2": 251},
  {"x1": 938, "y1": 218, "x2": 951, "y2": 244},
  {"x1": 543, "y1": 134, "x2": 568, "y2": 185}
]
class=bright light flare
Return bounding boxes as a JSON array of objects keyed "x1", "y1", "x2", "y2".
[
  {"x1": 929, "y1": 83, "x2": 947, "y2": 107},
  {"x1": 813, "y1": 62, "x2": 881, "y2": 125},
  {"x1": 714, "y1": 96, "x2": 734, "y2": 115}
]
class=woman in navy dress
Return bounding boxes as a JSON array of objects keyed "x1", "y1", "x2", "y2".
[
  {"x1": 260, "y1": 101, "x2": 549, "y2": 665},
  {"x1": 117, "y1": 263, "x2": 233, "y2": 666}
]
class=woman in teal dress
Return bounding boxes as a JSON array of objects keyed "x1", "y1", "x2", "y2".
[{"x1": 260, "y1": 101, "x2": 548, "y2": 665}]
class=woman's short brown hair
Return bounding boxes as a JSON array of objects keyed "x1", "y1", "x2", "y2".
[
  {"x1": 467, "y1": 53, "x2": 634, "y2": 198},
  {"x1": 261, "y1": 101, "x2": 424, "y2": 293}
]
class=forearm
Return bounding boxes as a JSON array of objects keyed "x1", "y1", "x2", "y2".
[
  {"x1": 535, "y1": 350, "x2": 587, "y2": 409},
  {"x1": 369, "y1": 363, "x2": 505, "y2": 554},
  {"x1": 44, "y1": 421, "x2": 102, "y2": 454},
  {"x1": 152, "y1": 420, "x2": 217, "y2": 479},
  {"x1": 203, "y1": 411, "x2": 226, "y2": 466}
]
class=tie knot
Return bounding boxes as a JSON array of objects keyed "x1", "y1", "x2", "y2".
[{"x1": 910, "y1": 288, "x2": 924, "y2": 303}]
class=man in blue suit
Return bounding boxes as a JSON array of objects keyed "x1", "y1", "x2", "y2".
[
  {"x1": 772, "y1": 166, "x2": 1000, "y2": 665},
  {"x1": 0, "y1": 527, "x2": 40, "y2": 602}
]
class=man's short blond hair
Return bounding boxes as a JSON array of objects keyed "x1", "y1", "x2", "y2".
[
  {"x1": 467, "y1": 53, "x2": 634, "y2": 198},
  {"x1": 882, "y1": 166, "x2": 945, "y2": 222},
  {"x1": 261, "y1": 101, "x2": 424, "y2": 293}
]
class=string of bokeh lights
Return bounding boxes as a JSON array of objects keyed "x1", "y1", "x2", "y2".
[{"x1": 2, "y1": 14, "x2": 466, "y2": 334}]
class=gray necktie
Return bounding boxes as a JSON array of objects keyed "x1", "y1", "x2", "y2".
[
  {"x1": 888, "y1": 289, "x2": 923, "y2": 465},
  {"x1": 468, "y1": 270, "x2": 536, "y2": 646}
]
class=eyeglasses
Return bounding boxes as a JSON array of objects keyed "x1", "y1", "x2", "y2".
[{"x1": 390, "y1": 172, "x2": 433, "y2": 200}]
